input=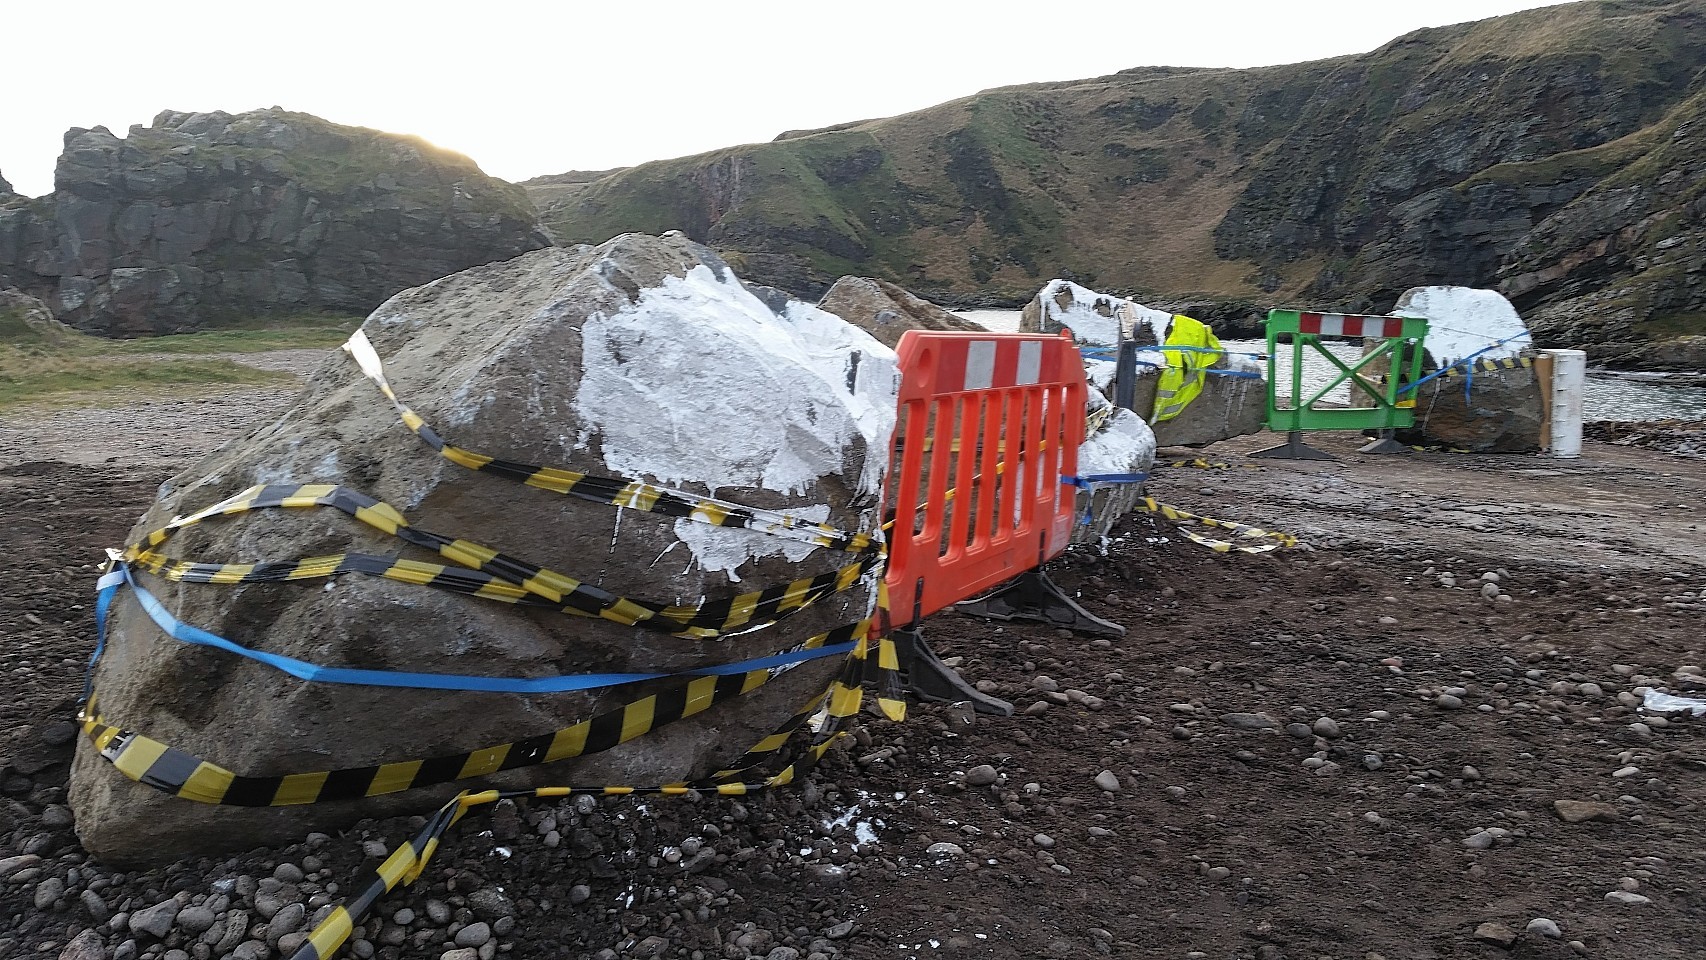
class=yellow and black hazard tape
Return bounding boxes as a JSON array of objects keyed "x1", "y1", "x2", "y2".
[
  {"x1": 1433, "y1": 355, "x2": 1535, "y2": 381},
  {"x1": 343, "y1": 331, "x2": 879, "y2": 556},
  {"x1": 125, "y1": 483, "x2": 874, "y2": 640},
  {"x1": 1134, "y1": 497, "x2": 1301, "y2": 554},
  {"x1": 1165, "y1": 457, "x2": 1230, "y2": 470},
  {"x1": 86, "y1": 616, "x2": 903, "y2": 960},
  {"x1": 77, "y1": 617, "x2": 875, "y2": 806},
  {"x1": 1404, "y1": 443, "x2": 1472, "y2": 454}
]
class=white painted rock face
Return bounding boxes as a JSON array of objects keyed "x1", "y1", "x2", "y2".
[
  {"x1": 1391, "y1": 286, "x2": 1533, "y2": 367},
  {"x1": 1073, "y1": 403, "x2": 1158, "y2": 545},
  {"x1": 1022, "y1": 279, "x2": 1172, "y2": 347},
  {"x1": 70, "y1": 233, "x2": 896, "y2": 865}
]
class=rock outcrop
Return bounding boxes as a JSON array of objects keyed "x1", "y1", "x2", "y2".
[
  {"x1": 0, "y1": 288, "x2": 80, "y2": 347},
  {"x1": 0, "y1": 109, "x2": 550, "y2": 337},
  {"x1": 70, "y1": 233, "x2": 897, "y2": 864},
  {"x1": 815, "y1": 276, "x2": 985, "y2": 348}
]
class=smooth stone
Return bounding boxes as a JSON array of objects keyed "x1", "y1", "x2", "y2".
[
  {"x1": 1554, "y1": 800, "x2": 1620, "y2": 823},
  {"x1": 1527, "y1": 918, "x2": 1562, "y2": 938},
  {"x1": 964, "y1": 765, "x2": 999, "y2": 787},
  {"x1": 1473, "y1": 922, "x2": 1517, "y2": 947},
  {"x1": 1094, "y1": 770, "x2": 1122, "y2": 792}
]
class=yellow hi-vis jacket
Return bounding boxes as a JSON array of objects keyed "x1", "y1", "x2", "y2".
[{"x1": 1153, "y1": 314, "x2": 1222, "y2": 423}]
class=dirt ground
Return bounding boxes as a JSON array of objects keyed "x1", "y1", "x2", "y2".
[{"x1": 3, "y1": 360, "x2": 1705, "y2": 960}]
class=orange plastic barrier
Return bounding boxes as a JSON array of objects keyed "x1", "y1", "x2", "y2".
[{"x1": 882, "y1": 331, "x2": 1087, "y2": 627}]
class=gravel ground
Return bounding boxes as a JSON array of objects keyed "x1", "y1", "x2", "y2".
[{"x1": 3, "y1": 356, "x2": 1705, "y2": 960}]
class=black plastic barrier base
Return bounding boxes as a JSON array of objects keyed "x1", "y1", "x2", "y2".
[
  {"x1": 953, "y1": 569, "x2": 1127, "y2": 638},
  {"x1": 892, "y1": 626, "x2": 1014, "y2": 716},
  {"x1": 1250, "y1": 430, "x2": 1338, "y2": 461},
  {"x1": 1357, "y1": 429, "x2": 1411, "y2": 455}
]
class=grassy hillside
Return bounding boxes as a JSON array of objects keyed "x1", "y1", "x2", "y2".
[{"x1": 537, "y1": 0, "x2": 1706, "y2": 354}]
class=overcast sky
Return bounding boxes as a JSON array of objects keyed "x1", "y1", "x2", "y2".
[{"x1": 1, "y1": 0, "x2": 1574, "y2": 198}]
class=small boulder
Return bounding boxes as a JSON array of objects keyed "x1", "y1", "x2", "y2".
[{"x1": 815, "y1": 277, "x2": 985, "y2": 349}]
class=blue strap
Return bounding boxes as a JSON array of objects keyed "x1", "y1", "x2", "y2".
[
  {"x1": 97, "y1": 563, "x2": 855, "y2": 694},
  {"x1": 1063, "y1": 473, "x2": 1150, "y2": 526},
  {"x1": 1203, "y1": 369, "x2": 1262, "y2": 379},
  {"x1": 84, "y1": 569, "x2": 124, "y2": 704},
  {"x1": 1399, "y1": 335, "x2": 1526, "y2": 397},
  {"x1": 1063, "y1": 473, "x2": 1150, "y2": 489}
]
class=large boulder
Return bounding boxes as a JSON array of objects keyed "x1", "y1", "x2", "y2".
[
  {"x1": 0, "y1": 109, "x2": 551, "y2": 337},
  {"x1": 1389, "y1": 286, "x2": 1543, "y2": 452},
  {"x1": 70, "y1": 233, "x2": 898, "y2": 865},
  {"x1": 1022, "y1": 279, "x2": 1266, "y2": 447},
  {"x1": 815, "y1": 276, "x2": 985, "y2": 349}
]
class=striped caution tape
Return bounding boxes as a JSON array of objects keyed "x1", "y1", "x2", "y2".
[
  {"x1": 343, "y1": 331, "x2": 879, "y2": 556},
  {"x1": 1166, "y1": 458, "x2": 1230, "y2": 470},
  {"x1": 1135, "y1": 497, "x2": 1302, "y2": 554},
  {"x1": 1433, "y1": 356, "x2": 1535, "y2": 380},
  {"x1": 282, "y1": 641, "x2": 891, "y2": 960},
  {"x1": 125, "y1": 483, "x2": 874, "y2": 640},
  {"x1": 1404, "y1": 444, "x2": 1473, "y2": 454},
  {"x1": 77, "y1": 617, "x2": 873, "y2": 806}
]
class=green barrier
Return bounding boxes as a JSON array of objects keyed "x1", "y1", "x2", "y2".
[{"x1": 1254, "y1": 309, "x2": 1429, "y2": 460}]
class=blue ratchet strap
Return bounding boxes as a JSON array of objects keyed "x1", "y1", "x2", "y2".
[
  {"x1": 1203, "y1": 369, "x2": 1262, "y2": 379},
  {"x1": 96, "y1": 562, "x2": 856, "y2": 694},
  {"x1": 1063, "y1": 473, "x2": 1151, "y2": 526},
  {"x1": 84, "y1": 566, "x2": 125, "y2": 703},
  {"x1": 1398, "y1": 335, "x2": 1527, "y2": 398}
]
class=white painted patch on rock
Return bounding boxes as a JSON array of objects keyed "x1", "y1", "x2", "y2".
[
  {"x1": 670, "y1": 505, "x2": 831, "y2": 582},
  {"x1": 1079, "y1": 408, "x2": 1156, "y2": 478},
  {"x1": 1391, "y1": 286, "x2": 1533, "y2": 367},
  {"x1": 575, "y1": 265, "x2": 899, "y2": 498}
]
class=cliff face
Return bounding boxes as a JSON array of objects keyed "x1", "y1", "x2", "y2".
[
  {"x1": 0, "y1": 109, "x2": 549, "y2": 335},
  {"x1": 534, "y1": 0, "x2": 1706, "y2": 361}
]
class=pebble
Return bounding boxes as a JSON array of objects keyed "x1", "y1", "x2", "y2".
[
  {"x1": 175, "y1": 905, "x2": 216, "y2": 935},
  {"x1": 272, "y1": 862, "x2": 304, "y2": 883},
  {"x1": 925, "y1": 842, "x2": 965, "y2": 856},
  {"x1": 1605, "y1": 891, "x2": 1651, "y2": 905},
  {"x1": 426, "y1": 900, "x2": 453, "y2": 924},
  {"x1": 129, "y1": 899, "x2": 180, "y2": 939},
  {"x1": 1032, "y1": 834, "x2": 1055, "y2": 849},
  {"x1": 440, "y1": 949, "x2": 480, "y2": 960},
  {"x1": 0, "y1": 855, "x2": 42, "y2": 880},
  {"x1": 1204, "y1": 866, "x2": 1231, "y2": 881},
  {"x1": 394, "y1": 908, "x2": 416, "y2": 925},
  {"x1": 1312, "y1": 717, "x2": 1342, "y2": 739},
  {"x1": 1554, "y1": 800, "x2": 1620, "y2": 823},
  {"x1": 1284, "y1": 722, "x2": 1314, "y2": 739},
  {"x1": 1436, "y1": 694, "x2": 1465, "y2": 710},
  {"x1": 964, "y1": 765, "x2": 999, "y2": 787},
  {"x1": 454, "y1": 922, "x2": 492, "y2": 948},
  {"x1": 1094, "y1": 770, "x2": 1122, "y2": 792},
  {"x1": 269, "y1": 902, "x2": 307, "y2": 938},
  {"x1": 1612, "y1": 765, "x2": 1641, "y2": 778},
  {"x1": 1473, "y1": 922, "x2": 1517, "y2": 947},
  {"x1": 1378, "y1": 615, "x2": 1398, "y2": 625},
  {"x1": 1220, "y1": 712, "x2": 1279, "y2": 730},
  {"x1": 1527, "y1": 918, "x2": 1562, "y2": 938},
  {"x1": 568, "y1": 885, "x2": 592, "y2": 906},
  {"x1": 32, "y1": 877, "x2": 64, "y2": 911}
]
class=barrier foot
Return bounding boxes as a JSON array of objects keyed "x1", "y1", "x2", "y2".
[
  {"x1": 893, "y1": 626, "x2": 1014, "y2": 716},
  {"x1": 1357, "y1": 431, "x2": 1410, "y2": 455},
  {"x1": 1250, "y1": 431, "x2": 1337, "y2": 461},
  {"x1": 953, "y1": 569, "x2": 1127, "y2": 638}
]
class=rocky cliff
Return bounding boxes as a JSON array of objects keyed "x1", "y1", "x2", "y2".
[
  {"x1": 0, "y1": 109, "x2": 549, "y2": 336},
  {"x1": 533, "y1": 0, "x2": 1706, "y2": 364}
]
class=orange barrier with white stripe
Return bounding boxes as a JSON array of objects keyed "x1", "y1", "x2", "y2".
[{"x1": 882, "y1": 331, "x2": 1087, "y2": 626}]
